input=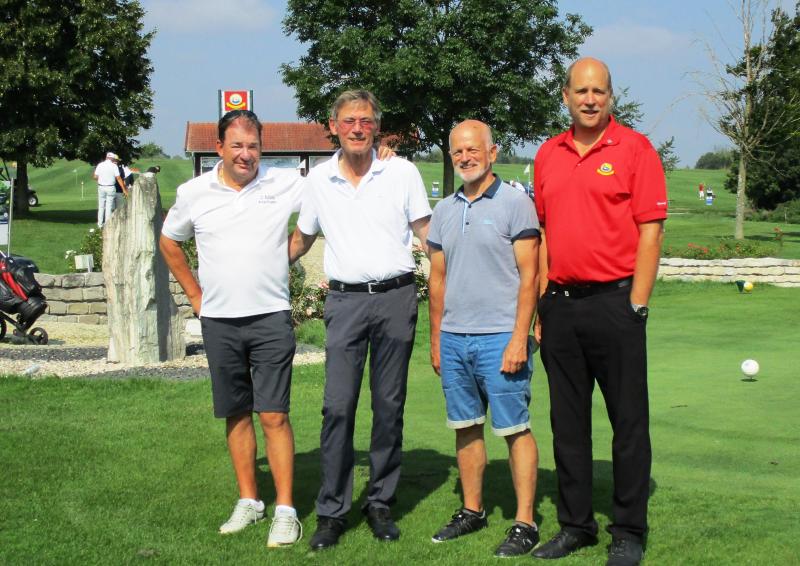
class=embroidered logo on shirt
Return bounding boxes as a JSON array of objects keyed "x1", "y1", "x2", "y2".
[
  {"x1": 596, "y1": 163, "x2": 615, "y2": 176},
  {"x1": 257, "y1": 194, "x2": 277, "y2": 205}
]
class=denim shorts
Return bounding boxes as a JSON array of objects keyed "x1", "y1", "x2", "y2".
[{"x1": 439, "y1": 331, "x2": 533, "y2": 436}]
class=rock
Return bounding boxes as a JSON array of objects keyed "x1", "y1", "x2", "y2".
[{"x1": 103, "y1": 175, "x2": 185, "y2": 364}]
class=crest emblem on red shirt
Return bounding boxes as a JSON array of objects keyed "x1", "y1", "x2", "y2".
[{"x1": 596, "y1": 162, "x2": 615, "y2": 176}]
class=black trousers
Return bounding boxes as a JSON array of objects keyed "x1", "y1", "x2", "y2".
[
  {"x1": 539, "y1": 285, "x2": 651, "y2": 542},
  {"x1": 315, "y1": 284, "x2": 418, "y2": 518}
]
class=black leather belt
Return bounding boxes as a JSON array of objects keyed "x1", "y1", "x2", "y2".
[
  {"x1": 329, "y1": 272, "x2": 415, "y2": 294},
  {"x1": 547, "y1": 277, "x2": 632, "y2": 298}
]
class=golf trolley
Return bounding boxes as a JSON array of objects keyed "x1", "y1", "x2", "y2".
[{"x1": 0, "y1": 250, "x2": 48, "y2": 344}]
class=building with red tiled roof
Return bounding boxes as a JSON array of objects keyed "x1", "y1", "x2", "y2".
[{"x1": 185, "y1": 121, "x2": 337, "y2": 176}]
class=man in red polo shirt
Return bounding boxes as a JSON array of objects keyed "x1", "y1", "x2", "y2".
[{"x1": 531, "y1": 57, "x2": 667, "y2": 566}]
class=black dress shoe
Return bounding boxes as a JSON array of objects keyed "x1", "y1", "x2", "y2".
[
  {"x1": 606, "y1": 537, "x2": 643, "y2": 566},
  {"x1": 309, "y1": 516, "x2": 347, "y2": 551},
  {"x1": 364, "y1": 505, "x2": 400, "y2": 541},
  {"x1": 531, "y1": 529, "x2": 598, "y2": 559}
]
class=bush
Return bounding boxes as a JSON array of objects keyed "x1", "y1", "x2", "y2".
[
  {"x1": 695, "y1": 149, "x2": 734, "y2": 169},
  {"x1": 747, "y1": 199, "x2": 800, "y2": 224},
  {"x1": 65, "y1": 227, "x2": 103, "y2": 272},
  {"x1": 662, "y1": 238, "x2": 777, "y2": 259},
  {"x1": 289, "y1": 263, "x2": 327, "y2": 326}
]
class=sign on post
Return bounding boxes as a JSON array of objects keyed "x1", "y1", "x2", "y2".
[{"x1": 219, "y1": 90, "x2": 254, "y2": 118}]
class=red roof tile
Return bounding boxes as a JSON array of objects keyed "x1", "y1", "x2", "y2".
[{"x1": 185, "y1": 122, "x2": 336, "y2": 153}]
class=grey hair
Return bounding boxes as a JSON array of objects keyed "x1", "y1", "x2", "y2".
[{"x1": 330, "y1": 89, "x2": 382, "y2": 127}]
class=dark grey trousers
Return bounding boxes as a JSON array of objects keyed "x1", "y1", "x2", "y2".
[{"x1": 315, "y1": 283, "x2": 418, "y2": 518}]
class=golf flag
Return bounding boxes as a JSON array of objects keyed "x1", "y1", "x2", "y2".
[
  {"x1": 219, "y1": 90, "x2": 254, "y2": 117},
  {"x1": 523, "y1": 163, "x2": 531, "y2": 175}
]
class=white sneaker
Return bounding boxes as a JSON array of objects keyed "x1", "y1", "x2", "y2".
[
  {"x1": 219, "y1": 500, "x2": 265, "y2": 534},
  {"x1": 267, "y1": 508, "x2": 302, "y2": 547}
]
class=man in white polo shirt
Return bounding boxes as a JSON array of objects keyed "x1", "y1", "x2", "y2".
[
  {"x1": 289, "y1": 90, "x2": 432, "y2": 550},
  {"x1": 159, "y1": 110, "x2": 304, "y2": 548},
  {"x1": 93, "y1": 152, "x2": 125, "y2": 227}
]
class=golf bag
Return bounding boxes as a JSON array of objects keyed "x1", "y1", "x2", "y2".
[{"x1": 0, "y1": 251, "x2": 48, "y2": 343}]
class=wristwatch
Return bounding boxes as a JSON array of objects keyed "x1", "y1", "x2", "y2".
[{"x1": 631, "y1": 303, "x2": 649, "y2": 319}]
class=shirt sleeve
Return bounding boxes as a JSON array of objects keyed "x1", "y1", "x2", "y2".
[
  {"x1": 533, "y1": 151, "x2": 546, "y2": 227},
  {"x1": 630, "y1": 140, "x2": 668, "y2": 223},
  {"x1": 404, "y1": 160, "x2": 433, "y2": 222},
  {"x1": 288, "y1": 172, "x2": 307, "y2": 214},
  {"x1": 426, "y1": 203, "x2": 443, "y2": 251},
  {"x1": 161, "y1": 185, "x2": 194, "y2": 241},
  {"x1": 508, "y1": 192, "x2": 540, "y2": 242},
  {"x1": 296, "y1": 179, "x2": 320, "y2": 236}
]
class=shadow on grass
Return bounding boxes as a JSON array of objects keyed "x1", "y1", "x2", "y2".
[
  {"x1": 27, "y1": 208, "x2": 96, "y2": 224},
  {"x1": 484, "y1": 459, "x2": 657, "y2": 531},
  {"x1": 254, "y1": 448, "x2": 454, "y2": 524},
  {"x1": 254, "y1": 452, "x2": 658, "y2": 533}
]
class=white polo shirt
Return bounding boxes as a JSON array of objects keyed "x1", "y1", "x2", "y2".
[
  {"x1": 94, "y1": 159, "x2": 119, "y2": 186},
  {"x1": 162, "y1": 163, "x2": 305, "y2": 318},
  {"x1": 297, "y1": 150, "x2": 432, "y2": 283}
]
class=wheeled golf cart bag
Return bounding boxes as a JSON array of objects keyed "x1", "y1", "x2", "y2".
[{"x1": 0, "y1": 252, "x2": 47, "y2": 330}]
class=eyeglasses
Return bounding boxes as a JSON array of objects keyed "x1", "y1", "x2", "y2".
[{"x1": 338, "y1": 117, "x2": 377, "y2": 131}]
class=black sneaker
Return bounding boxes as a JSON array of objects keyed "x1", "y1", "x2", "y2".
[
  {"x1": 431, "y1": 508, "x2": 488, "y2": 543},
  {"x1": 494, "y1": 523, "x2": 540, "y2": 557},
  {"x1": 606, "y1": 537, "x2": 643, "y2": 566}
]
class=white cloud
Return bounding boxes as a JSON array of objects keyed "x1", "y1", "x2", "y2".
[
  {"x1": 581, "y1": 22, "x2": 692, "y2": 57},
  {"x1": 143, "y1": 0, "x2": 277, "y2": 33}
]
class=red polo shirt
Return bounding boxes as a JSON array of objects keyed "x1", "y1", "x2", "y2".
[{"x1": 534, "y1": 116, "x2": 667, "y2": 285}]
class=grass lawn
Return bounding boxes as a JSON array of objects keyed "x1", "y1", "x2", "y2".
[
  {"x1": 11, "y1": 160, "x2": 800, "y2": 273},
  {"x1": 2, "y1": 280, "x2": 799, "y2": 564}
]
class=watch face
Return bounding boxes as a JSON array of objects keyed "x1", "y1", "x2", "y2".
[{"x1": 636, "y1": 306, "x2": 649, "y2": 318}]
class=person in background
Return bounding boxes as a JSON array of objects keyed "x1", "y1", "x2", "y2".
[{"x1": 93, "y1": 152, "x2": 125, "y2": 227}]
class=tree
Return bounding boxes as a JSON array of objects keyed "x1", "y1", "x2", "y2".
[
  {"x1": 281, "y1": 0, "x2": 589, "y2": 196},
  {"x1": 694, "y1": 0, "x2": 800, "y2": 238},
  {"x1": 611, "y1": 87, "x2": 645, "y2": 130},
  {"x1": 0, "y1": 1, "x2": 153, "y2": 216},
  {"x1": 656, "y1": 137, "x2": 679, "y2": 175},
  {"x1": 612, "y1": 87, "x2": 678, "y2": 174},
  {"x1": 139, "y1": 142, "x2": 167, "y2": 159},
  {"x1": 695, "y1": 148, "x2": 734, "y2": 169},
  {"x1": 723, "y1": 5, "x2": 800, "y2": 210}
]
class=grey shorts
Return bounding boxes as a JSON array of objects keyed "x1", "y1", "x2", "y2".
[{"x1": 201, "y1": 310, "x2": 296, "y2": 418}]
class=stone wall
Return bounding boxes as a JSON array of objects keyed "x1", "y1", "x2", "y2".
[
  {"x1": 659, "y1": 258, "x2": 800, "y2": 287},
  {"x1": 36, "y1": 272, "x2": 194, "y2": 324},
  {"x1": 32, "y1": 257, "x2": 800, "y2": 325}
]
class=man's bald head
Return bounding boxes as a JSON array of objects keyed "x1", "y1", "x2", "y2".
[
  {"x1": 563, "y1": 57, "x2": 613, "y2": 94},
  {"x1": 449, "y1": 119, "x2": 493, "y2": 148}
]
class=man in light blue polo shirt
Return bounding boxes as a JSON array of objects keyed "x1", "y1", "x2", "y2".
[{"x1": 427, "y1": 119, "x2": 541, "y2": 558}]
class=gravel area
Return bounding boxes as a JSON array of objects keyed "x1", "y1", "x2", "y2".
[{"x1": 0, "y1": 322, "x2": 325, "y2": 379}]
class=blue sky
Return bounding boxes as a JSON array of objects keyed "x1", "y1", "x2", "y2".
[{"x1": 139, "y1": 0, "x2": 792, "y2": 166}]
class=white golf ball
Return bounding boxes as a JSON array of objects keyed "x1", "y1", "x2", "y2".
[{"x1": 741, "y1": 359, "x2": 759, "y2": 377}]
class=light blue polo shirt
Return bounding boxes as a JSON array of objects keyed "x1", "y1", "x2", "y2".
[{"x1": 427, "y1": 175, "x2": 540, "y2": 333}]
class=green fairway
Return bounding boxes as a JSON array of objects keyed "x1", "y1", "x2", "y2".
[
  {"x1": 1, "y1": 280, "x2": 798, "y2": 564},
  {"x1": 11, "y1": 161, "x2": 800, "y2": 273}
]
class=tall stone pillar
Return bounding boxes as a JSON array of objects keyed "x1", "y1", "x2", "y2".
[{"x1": 103, "y1": 173, "x2": 185, "y2": 363}]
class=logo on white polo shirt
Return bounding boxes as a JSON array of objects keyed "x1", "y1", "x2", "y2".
[{"x1": 257, "y1": 194, "x2": 277, "y2": 205}]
